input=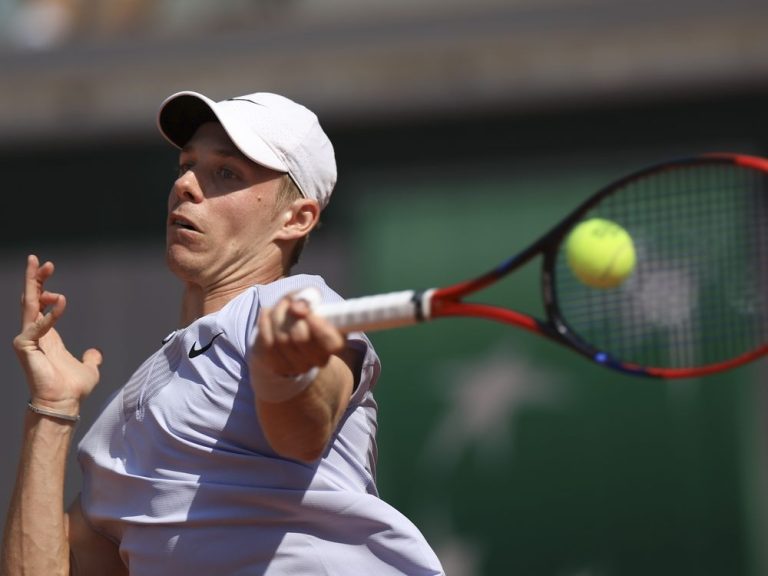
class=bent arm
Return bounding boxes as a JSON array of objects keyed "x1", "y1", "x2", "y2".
[
  {"x1": 250, "y1": 295, "x2": 360, "y2": 462},
  {"x1": 2, "y1": 256, "x2": 114, "y2": 576}
]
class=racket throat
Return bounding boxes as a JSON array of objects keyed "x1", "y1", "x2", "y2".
[{"x1": 413, "y1": 288, "x2": 434, "y2": 322}]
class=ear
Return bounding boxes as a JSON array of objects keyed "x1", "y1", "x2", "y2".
[{"x1": 275, "y1": 198, "x2": 320, "y2": 241}]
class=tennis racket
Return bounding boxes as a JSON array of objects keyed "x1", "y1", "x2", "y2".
[{"x1": 309, "y1": 153, "x2": 768, "y2": 379}]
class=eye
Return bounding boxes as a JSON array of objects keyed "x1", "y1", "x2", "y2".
[{"x1": 217, "y1": 166, "x2": 240, "y2": 180}]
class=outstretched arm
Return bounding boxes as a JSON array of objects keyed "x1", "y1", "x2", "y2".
[
  {"x1": 1, "y1": 255, "x2": 120, "y2": 576},
  {"x1": 250, "y1": 295, "x2": 358, "y2": 463}
]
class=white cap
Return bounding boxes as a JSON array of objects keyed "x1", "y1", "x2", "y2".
[{"x1": 157, "y1": 91, "x2": 336, "y2": 210}]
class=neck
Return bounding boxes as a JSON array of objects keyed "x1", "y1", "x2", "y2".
[{"x1": 177, "y1": 264, "x2": 289, "y2": 327}]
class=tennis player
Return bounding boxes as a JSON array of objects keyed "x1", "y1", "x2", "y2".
[{"x1": 2, "y1": 91, "x2": 445, "y2": 575}]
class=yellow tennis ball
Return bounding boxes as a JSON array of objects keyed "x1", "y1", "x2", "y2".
[{"x1": 565, "y1": 218, "x2": 636, "y2": 288}]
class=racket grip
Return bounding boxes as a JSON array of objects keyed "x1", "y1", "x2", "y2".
[{"x1": 297, "y1": 288, "x2": 431, "y2": 333}]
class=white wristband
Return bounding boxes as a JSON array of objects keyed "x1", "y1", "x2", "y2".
[
  {"x1": 27, "y1": 401, "x2": 80, "y2": 423},
  {"x1": 254, "y1": 366, "x2": 320, "y2": 403}
]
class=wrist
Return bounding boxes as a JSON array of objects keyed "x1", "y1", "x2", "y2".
[
  {"x1": 254, "y1": 366, "x2": 320, "y2": 404},
  {"x1": 27, "y1": 398, "x2": 80, "y2": 423}
]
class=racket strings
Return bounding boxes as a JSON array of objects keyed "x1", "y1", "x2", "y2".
[{"x1": 553, "y1": 161, "x2": 768, "y2": 370}]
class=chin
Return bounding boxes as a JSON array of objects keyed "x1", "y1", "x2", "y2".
[{"x1": 166, "y1": 245, "x2": 200, "y2": 281}]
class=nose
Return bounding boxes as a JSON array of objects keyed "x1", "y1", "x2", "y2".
[{"x1": 172, "y1": 170, "x2": 203, "y2": 203}]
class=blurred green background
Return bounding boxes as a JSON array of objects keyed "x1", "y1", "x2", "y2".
[{"x1": 354, "y1": 172, "x2": 760, "y2": 575}]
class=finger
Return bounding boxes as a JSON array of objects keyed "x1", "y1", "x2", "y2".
[
  {"x1": 34, "y1": 261, "x2": 56, "y2": 296},
  {"x1": 290, "y1": 286, "x2": 322, "y2": 311},
  {"x1": 21, "y1": 294, "x2": 66, "y2": 341},
  {"x1": 272, "y1": 300, "x2": 316, "y2": 351},
  {"x1": 303, "y1": 312, "x2": 346, "y2": 354},
  {"x1": 286, "y1": 289, "x2": 343, "y2": 352},
  {"x1": 287, "y1": 297, "x2": 312, "y2": 319},
  {"x1": 37, "y1": 260, "x2": 55, "y2": 281},
  {"x1": 281, "y1": 297, "x2": 345, "y2": 361},
  {"x1": 274, "y1": 292, "x2": 320, "y2": 333},
  {"x1": 20, "y1": 255, "x2": 41, "y2": 324},
  {"x1": 253, "y1": 316, "x2": 296, "y2": 374},
  {"x1": 82, "y1": 347, "x2": 103, "y2": 368},
  {"x1": 21, "y1": 256, "x2": 56, "y2": 325},
  {"x1": 270, "y1": 319, "x2": 314, "y2": 370},
  {"x1": 269, "y1": 298, "x2": 300, "y2": 341},
  {"x1": 280, "y1": 315, "x2": 345, "y2": 372},
  {"x1": 255, "y1": 304, "x2": 314, "y2": 374},
  {"x1": 285, "y1": 312, "x2": 313, "y2": 344},
  {"x1": 39, "y1": 290, "x2": 63, "y2": 309},
  {"x1": 253, "y1": 306, "x2": 292, "y2": 371},
  {"x1": 283, "y1": 322, "x2": 325, "y2": 369},
  {"x1": 256, "y1": 306, "x2": 276, "y2": 349}
]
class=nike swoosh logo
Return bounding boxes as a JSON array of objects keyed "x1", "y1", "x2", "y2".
[{"x1": 189, "y1": 331, "x2": 224, "y2": 359}]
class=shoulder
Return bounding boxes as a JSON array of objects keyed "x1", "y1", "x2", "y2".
[
  {"x1": 255, "y1": 274, "x2": 342, "y2": 308},
  {"x1": 215, "y1": 275, "x2": 341, "y2": 354}
]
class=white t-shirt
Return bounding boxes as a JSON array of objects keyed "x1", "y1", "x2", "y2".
[{"x1": 77, "y1": 275, "x2": 444, "y2": 575}]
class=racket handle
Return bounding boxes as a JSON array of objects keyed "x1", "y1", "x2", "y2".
[{"x1": 295, "y1": 287, "x2": 433, "y2": 333}]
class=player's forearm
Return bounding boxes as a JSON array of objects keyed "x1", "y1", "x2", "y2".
[
  {"x1": 1, "y1": 411, "x2": 75, "y2": 576},
  {"x1": 256, "y1": 356, "x2": 353, "y2": 462}
]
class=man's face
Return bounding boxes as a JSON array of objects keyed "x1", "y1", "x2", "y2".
[{"x1": 165, "y1": 121, "x2": 286, "y2": 288}]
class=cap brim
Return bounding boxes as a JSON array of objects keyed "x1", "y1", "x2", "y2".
[
  {"x1": 157, "y1": 91, "x2": 287, "y2": 173},
  {"x1": 157, "y1": 91, "x2": 218, "y2": 149}
]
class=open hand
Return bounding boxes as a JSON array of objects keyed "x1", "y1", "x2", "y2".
[{"x1": 13, "y1": 255, "x2": 102, "y2": 414}]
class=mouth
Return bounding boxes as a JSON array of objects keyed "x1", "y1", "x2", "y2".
[{"x1": 169, "y1": 214, "x2": 199, "y2": 233}]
